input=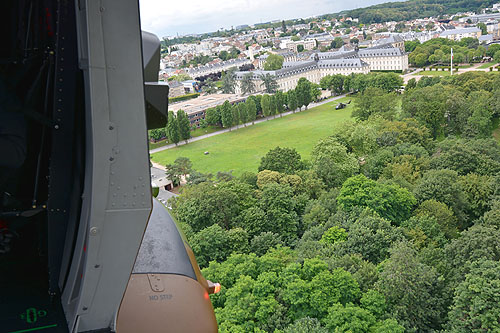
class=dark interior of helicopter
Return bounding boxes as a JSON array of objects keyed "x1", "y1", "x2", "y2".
[{"x1": 0, "y1": 1, "x2": 83, "y2": 331}]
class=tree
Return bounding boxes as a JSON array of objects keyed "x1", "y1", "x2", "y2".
[
  {"x1": 309, "y1": 269, "x2": 361, "y2": 317},
  {"x1": 310, "y1": 83, "x2": 321, "y2": 102},
  {"x1": 323, "y1": 303, "x2": 375, "y2": 333},
  {"x1": 448, "y1": 260, "x2": 500, "y2": 332},
  {"x1": 320, "y1": 74, "x2": 344, "y2": 95},
  {"x1": 477, "y1": 22, "x2": 488, "y2": 35},
  {"x1": 205, "y1": 106, "x2": 221, "y2": 126},
  {"x1": 260, "y1": 73, "x2": 279, "y2": 93},
  {"x1": 402, "y1": 85, "x2": 448, "y2": 138},
  {"x1": 465, "y1": 90, "x2": 494, "y2": 138},
  {"x1": 176, "y1": 109, "x2": 191, "y2": 143},
  {"x1": 311, "y1": 137, "x2": 359, "y2": 188},
  {"x1": 406, "y1": 78, "x2": 417, "y2": 90},
  {"x1": 320, "y1": 226, "x2": 347, "y2": 245},
  {"x1": 165, "y1": 156, "x2": 192, "y2": 186},
  {"x1": 287, "y1": 89, "x2": 298, "y2": 112},
  {"x1": 221, "y1": 100, "x2": 234, "y2": 130},
  {"x1": 232, "y1": 104, "x2": 240, "y2": 129},
  {"x1": 333, "y1": 209, "x2": 404, "y2": 263},
  {"x1": 494, "y1": 50, "x2": 500, "y2": 64},
  {"x1": 240, "y1": 72, "x2": 256, "y2": 95},
  {"x1": 413, "y1": 169, "x2": 469, "y2": 229},
  {"x1": 337, "y1": 174, "x2": 416, "y2": 224},
  {"x1": 353, "y1": 87, "x2": 397, "y2": 120},
  {"x1": 264, "y1": 54, "x2": 284, "y2": 70},
  {"x1": 261, "y1": 94, "x2": 272, "y2": 119},
  {"x1": 296, "y1": 78, "x2": 312, "y2": 110},
  {"x1": 149, "y1": 127, "x2": 166, "y2": 141},
  {"x1": 331, "y1": 37, "x2": 344, "y2": 49},
  {"x1": 258, "y1": 146, "x2": 303, "y2": 174},
  {"x1": 167, "y1": 110, "x2": 179, "y2": 145},
  {"x1": 238, "y1": 103, "x2": 249, "y2": 126},
  {"x1": 203, "y1": 78, "x2": 217, "y2": 94},
  {"x1": 297, "y1": 44, "x2": 304, "y2": 52},
  {"x1": 444, "y1": 224, "x2": 500, "y2": 286},
  {"x1": 222, "y1": 67, "x2": 237, "y2": 94},
  {"x1": 245, "y1": 98, "x2": 257, "y2": 124},
  {"x1": 275, "y1": 91, "x2": 285, "y2": 117},
  {"x1": 458, "y1": 173, "x2": 494, "y2": 221},
  {"x1": 258, "y1": 183, "x2": 300, "y2": 243},
  {"x1": 376, "y1": 241, "x2": 445, "y2": 332},
  {"x1": 285, "y1": 317, "x2": 327, "y2": 333},
  {"x1": 270, "y1": 94, "x2": 277, "y2": 118}
]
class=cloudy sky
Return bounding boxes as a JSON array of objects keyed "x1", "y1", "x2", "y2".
[{"x1": 139, "y1": 0, "x2": 402, "y2": 37}]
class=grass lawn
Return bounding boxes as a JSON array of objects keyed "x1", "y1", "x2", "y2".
[
  {"x1": 190, "y1": 126, "x2": 221, "y2": 137},
  {"x1": 478, "y1": 62, "x2": 498, "y2": 69},
  {"x1": 148, "y1": 126, "x2": 223, "y2": 150},
  {"x1": 493, "y1": 118, "x2": 500, "y2": 144},
  {"x1": 149, "y1": 139, "x2": 169, "y2": 150},
  {"x1": 414, "y1": 70, "x2": 451, "y2": 76},
  {"x1": 151, "y1": 97, "x2": 354, "y2": 176}
]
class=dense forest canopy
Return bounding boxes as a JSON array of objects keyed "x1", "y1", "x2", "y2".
[
  {"x1": 166, "y1": 71, "x2": 500, "y2": 332},
  {"x1": 325, "y1": 0, "x2": 498, "y2": 24}
]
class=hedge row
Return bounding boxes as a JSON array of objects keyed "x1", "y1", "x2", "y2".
[{"x1": 169, "y1": 92, "x2": 200, "y2": 103}]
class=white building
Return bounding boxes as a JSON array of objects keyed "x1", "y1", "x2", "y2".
[
  {"x1": 358, "y1": 47, "x2": 409, "y2": 71},
  {"x1": 283, "y1": 39, "x2": 316, "y2": 53},
  {"x1": 234, "y1": 45, "x2": 408, "y2": 95},
  {"x1": 440, "y1": 27, "x2": 482, "y2": 40}
]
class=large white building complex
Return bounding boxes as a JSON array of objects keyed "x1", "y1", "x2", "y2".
[{"x1": 235, "y1": 43, "x2": 409, "y2": 94}]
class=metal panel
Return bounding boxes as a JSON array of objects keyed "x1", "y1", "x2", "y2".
[
  {"x1": 61, "y1": 0, "x2": 152, "y2": 331},
  {"x1": 132, "y1": 199, "x2": 196, "y2": 279}
]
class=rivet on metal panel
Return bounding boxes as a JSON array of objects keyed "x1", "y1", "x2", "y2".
[{"x1": 90, "y1": 227, "x2": 98, "y2": 235}]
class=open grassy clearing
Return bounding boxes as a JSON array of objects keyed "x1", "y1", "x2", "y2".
[
  {"x1": 478, "y1": 62, "x2": 498, "y2": 69},
  {"x1": 493, "y1": 118, "x2": 500, "y2": 144},
  {"x1": 151, "y1": 97, "x2": 355, "y2": 176},
  {"x1": 148, "y1": 125, "x2": 222, "y2": 150},
  {"x1": 414, "y1": 70, "x2": 451, "y2": 76}
]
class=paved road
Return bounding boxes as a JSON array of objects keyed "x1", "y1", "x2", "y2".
[{"x1": 150, "y1": 94, "x2": 348, "y2": 154}]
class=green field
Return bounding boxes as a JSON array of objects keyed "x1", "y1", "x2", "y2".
[
  {"x1": 478, "y1": 62, "x2": 498, "y2": 69},
  {"x1": 151, "y1": 98, "x2": 354, "y2": 176},
  {"x1": 148, "y1": 126, "x2": 222, "y2": 150},
  {"x1": 414, "y1": 70, "x2": 451, "y2": 76},
  {"x1": 493, "y1": 118, "x2": 500, "y2": 144}
]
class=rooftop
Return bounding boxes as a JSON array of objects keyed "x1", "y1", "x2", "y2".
[
  {"x1": 440, "y1": 27, "x2": 481, "y2": 37},
  {"x1": 168, "y1": 93, "x2": 246, "y2": 116}
]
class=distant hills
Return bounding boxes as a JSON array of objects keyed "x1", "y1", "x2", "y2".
[{"x1": 324, "y1": 0, "x2": 498, "y2": 23}]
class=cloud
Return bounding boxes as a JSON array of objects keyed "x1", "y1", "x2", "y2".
[{"x1": 139, "y1": 0, "x2": 401, "y2": 37}]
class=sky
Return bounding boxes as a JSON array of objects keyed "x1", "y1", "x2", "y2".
[{"x1": 139, "y1": 0, "x2": 403, "y2": 37}]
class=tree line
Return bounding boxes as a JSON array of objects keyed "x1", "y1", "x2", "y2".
[
  {"x1": 205, "y1": 77, "x2": 321, "y2": 130},
  {"x1": 408, "y1": 37, "x2": 500, "y2": 67},
  {"x1": 167, "y1": 69, "x2": 500, "y2": 332},
  {"x1": 331, "y1": 0, "x2": 497, "y2": 24}
]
